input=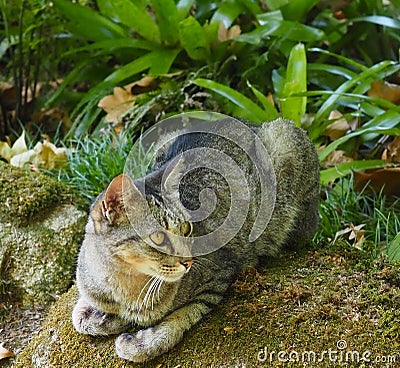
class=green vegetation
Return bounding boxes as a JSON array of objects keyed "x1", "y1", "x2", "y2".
[
  {"x1": 316, "y1": 175, "x2": 400, "y2": 259},
  {"x1": 1, "y1": 1, "x2": 399, "y2": 257}
]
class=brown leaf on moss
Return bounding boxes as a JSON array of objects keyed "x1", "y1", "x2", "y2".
[
  {"x1": 0, "y1": 344, "x2": 15, "y2": 360},
  {"x1": 368, "y1": 80, "x2": 400, "y2": 104},
  {"x1": 354, "y1": 167, "x2": 400, "y2": 196},
  {"x1": 4, "y1": 133, "x2": 68, "y2": 169},
  {"x1": 382, "y1": 136, "x2": 400, "y2": 164}
]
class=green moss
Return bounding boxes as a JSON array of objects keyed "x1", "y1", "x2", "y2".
[
  {"x1": 0, "y1": 161, "x2": 88, "y2": 226},
  {"x1": 0, "y1": 161, "x2": 88, "y2": 306},
  {"x1": 15, "y1": 243, "x2": 400, "y2": 367}
]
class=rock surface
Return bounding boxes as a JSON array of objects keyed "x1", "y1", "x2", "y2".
[
  {"x1": 13, "y1": 244, "x2": 400, "y2": 368},
  {"x1": 0, "y1": 161, "x2": 87, "y2": 305}
]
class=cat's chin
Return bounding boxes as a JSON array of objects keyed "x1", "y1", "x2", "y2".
[{"x1": 161, "y1": 272, "x2": 186, "y2": 283}]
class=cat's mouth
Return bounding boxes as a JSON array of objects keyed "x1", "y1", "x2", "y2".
[{"x1": 158, "y1": 259, "x2": 193, "y2": 282}]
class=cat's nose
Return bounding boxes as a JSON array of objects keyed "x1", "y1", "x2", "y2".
[{"x1": 180, "y1": 259, "x2": 193, "y2": 270}]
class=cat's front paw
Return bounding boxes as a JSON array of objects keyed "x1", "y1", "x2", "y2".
[
  {"x1": 115, "y1": 326, "x2": 178, "y2": 363},
  {"x1": 72, "y1": 298, "x2": 129, "y2": 336}
]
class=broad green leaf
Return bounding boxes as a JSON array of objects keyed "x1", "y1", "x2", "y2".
[
  {"x1": 264, "y1": 0, "x2": 290, "y2": 11},
  {"x1": 314, "y1": 60, "x2": 396, "y2": 127},
  {"x1": 319, "y1": 111, "x2": 400, "y2": 162},
  {"x1": 308, "y1": 63, "x2": 357, "y2": 80},
  {"x1": 281, "y1": 0, "x2": 320, "y2": 21},
  {"x1": 211, "y1": 1, "x2": 247, "y2": 27},
  {"x1": 237, "y1": 21, "x2": 324, "y2": 44},
  {"x1": 247, "y1": 81, "x2": 279, "y2": 120},
  {"x1": 280, "y1": 43, "x2": 307, "y2": 126},
  {"x1": 152, "y1": 0, "x2": 180, "y2": 45},
  {"x1": 52, "y1": 0, "x2": 126, "y2": 41},
  {"x1": 176, "y1": 0, "x2": 195, "y2": 20},
  {"x1": 271, "y1": 21, "x2": 325, "y2": 41},
  {"x1": 179, "y1": 17, "x2": 210, "y2": 61},
  {"x1": 256, "y1": 10, "x2": 283, "y2": 25},
  {"x1": 320, "y1": 160, "x2": 385, "y2": 186},
  {"x1": 62, "y1": 39, "x2": 156, "y2": 57},
  {"x1": 300, "y1": 91, "x2": 400, "y2": 113},
  {"x1": 193, "y1": 78, "x2": 271, "y2": 122},
  {"x1": 309, "y1": 48, "x2": 367, "y2": 72},
  {"x1": 97, "y1": 0, "x2": 160, "y2": 43},
  {"x1": 236, "y1": 21, "x2": 281, "y2": 44},
  {"x1": 148, "y1": 49, "x2": 181, "y2": 75},
  {"x1": 352, "y1": 15, "x2": 400, "y2": 29},
  {"x1": 387, "y1": 233, "x2": 400, "y2": 261},
  {"x1": 240, "y1": 0, "x2": 262, "y2": 16}
]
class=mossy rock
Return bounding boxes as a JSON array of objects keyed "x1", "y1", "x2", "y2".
[
  {"x1": 14, "y1": 244, "x2": 400, "y2": 367},
  {"x1": 0, "y1": 161, "x2": 88, "y2": 305}
]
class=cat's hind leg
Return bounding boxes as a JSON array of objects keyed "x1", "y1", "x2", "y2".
[{"x1": 72, "y1": 297, "x2": 130, "y2": 336}]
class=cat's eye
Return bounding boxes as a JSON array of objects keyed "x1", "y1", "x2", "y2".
[
  {"x1": 150, "y1": 231, "x2": 166, "y2": 246},
  {"x1": 181, "y1": 222, "x2": 193, "y2": 237}
]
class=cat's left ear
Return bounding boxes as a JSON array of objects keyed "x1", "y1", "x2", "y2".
[
  {"x1": 102, "y1": 174, "x2": 130, "y2": 224},
  {"x1": 92, "y1": 174, "x2": 142, "y2": 227}
]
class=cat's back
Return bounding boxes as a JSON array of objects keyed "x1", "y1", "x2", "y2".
[
  {"x1": 153, "y1": 118, "x2": 319, "y2": 259},
  {"x1": 254, "y1": 118, "x2": 320, "y2": 255}
]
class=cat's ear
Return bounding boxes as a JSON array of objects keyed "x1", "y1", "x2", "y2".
[
  {"x1": 162, "y1": 154, "x2": 185, "y2": 195},
  {"x1": 91, "y1": 174, "x2": 142, "y2": 227}
]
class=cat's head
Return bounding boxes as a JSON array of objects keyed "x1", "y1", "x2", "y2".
[{"x1": 89, "y1": 174, "x2": 193, "y2": 282}]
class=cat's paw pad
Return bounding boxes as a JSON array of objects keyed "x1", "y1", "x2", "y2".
[
  {"x1": 115, "y1": 327, "x2": 169, "y2": 363},
  {"x1": 72, "y1": 299, "x2": 128, "y2": 336}
]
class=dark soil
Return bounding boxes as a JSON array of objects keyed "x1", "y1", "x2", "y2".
[{"x1": 0, "y1": 302, "x2": 48, "y2": 367}]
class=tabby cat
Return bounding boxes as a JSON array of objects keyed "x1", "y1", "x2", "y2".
[{"x1": 72, "y1": 118, "x2": 320, "y2": 362}]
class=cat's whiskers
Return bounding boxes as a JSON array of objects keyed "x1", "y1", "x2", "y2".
[
  {"x1": 136, "y1": 272, "x2": 165, "y2": 319},
  {"x1": 135, "y1": 275, "x2": 157, "y2": 315},
  {"x1": 151, "y1": 276, "x2": 165, "y2": 310},
  {"x1": 144, "y1": 276, "x2": 160, "y2": 312},
  {"x1": 156, "y1": 276, "x2": 164, "y2": 302}
]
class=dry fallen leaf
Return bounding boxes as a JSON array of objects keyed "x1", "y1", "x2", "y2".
[
  {"x1": 125, "y1": 76, "x2": 157, "y2": 95},
  {"x1": 334, "y1": 224, "x2": 366, "y2": 249},
  {"x1": 0, "y1": 82, "x2": 16, "y2": 109},
  {"x1": 321, "y1": 150, "x2": 353, "y2": 168},
  {"x1": 98, "y1": 87, "x2": 134, "y2": 123},
  {"x1": 368, "y1": 80, "x2": 400, "y2": 104},
  {"x1": 324, "y1": 110, "x2": 353, "y2": 140},
  {"x1": 0, "y1": 131, "x2": 68, "y2": 169},
  {"x1": 354, "y1": 167, "x2": 400, "y2": 197},
  {"x1": 0, "y1": 344, "x2": 15, "y2": 360},
  {"x1": 98, "y1": 77, "x2": 158, "y2": 123},
  {"x1": 0, "y1": 130, "x2": 28, "y2": 162},
  {"x1": 382, "y1": 136, "x2": 400, "y2": 164},
  {"x1": 218, "y1": 22, "x2": 241, "y2": 42}
]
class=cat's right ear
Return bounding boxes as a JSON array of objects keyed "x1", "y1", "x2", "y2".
[{"x1": 91, "y1": 174, "x2": 142, "y2": 230}]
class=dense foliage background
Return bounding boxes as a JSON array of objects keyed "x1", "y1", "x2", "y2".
[{"x1": 1, "y1": 0, "x2": 399, "y2": 258}]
